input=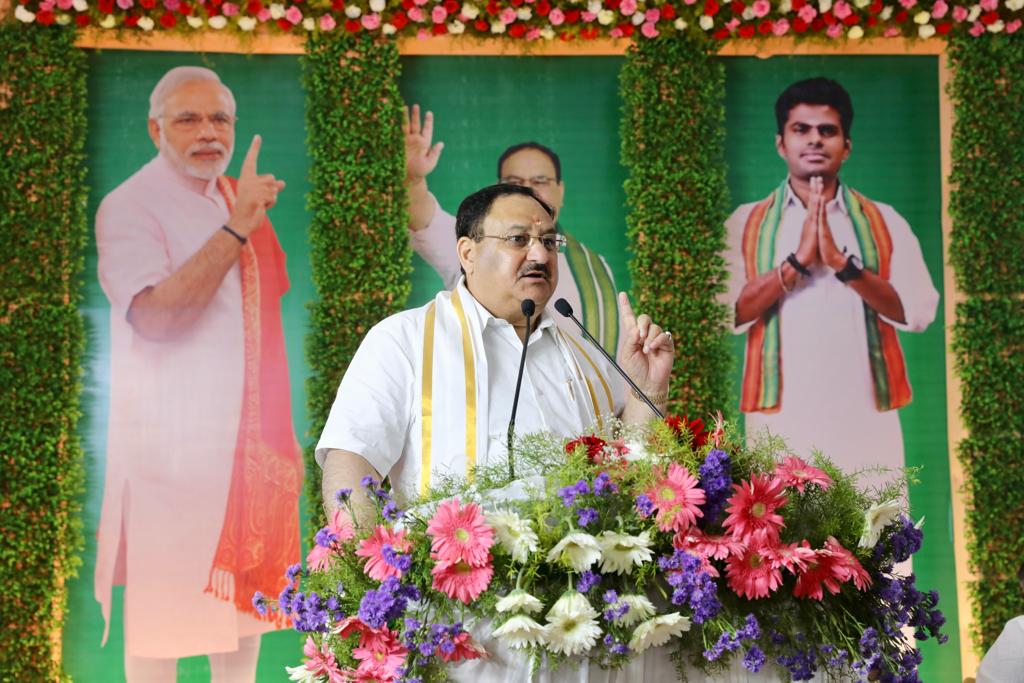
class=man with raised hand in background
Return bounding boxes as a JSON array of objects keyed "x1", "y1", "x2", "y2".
[
  {"x1": 403, "y1": 104, "x2": 623, "y2": 356},
  {"x1": 722, "y1": 77, "x2": 939, "y2": 482},
  {"x1": 94, "y1": 66, "x2": 302, "y2": 682}
]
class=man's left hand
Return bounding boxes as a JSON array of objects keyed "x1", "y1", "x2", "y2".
[
  {"x1": 812, "y1": 176, "x2": 846, "y2": 271},
  {"x1": 616, "y1": 291, "x2": 674, "y2": 397}
]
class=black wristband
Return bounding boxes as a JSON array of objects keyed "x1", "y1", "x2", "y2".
[
  {"x1": 835, "y1": 254, "x2": 865, "y2": 283},
  {"x1": 786, "y1": 252, "x2": 812, "y2": 278},
  {"x1": 221, "y1": 224, "x2": 247, "y2": 245}
]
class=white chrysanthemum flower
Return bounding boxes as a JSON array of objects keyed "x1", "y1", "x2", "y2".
[
  {"x1": 382, "y1": 22, "x2": 397, "y2": 34},
  {"x1": 540, "y1": 26, "x2": 555, "y2": 39},
  {"x1": 270, "y1": 2, "x2": 286, "y2": 19},
  {"x1": 848, "y1": 25, "x2": 864, "y2": 38},
  {"x1": 448, "y1": 19, "x2": 465, "y2": 33},
  {"x1": 859, "y1": 499, "x2": 902, "y2": 549},
  {"x1": 56, "y1": 13, "x2": 72, "y2": 24},
  {"x1": 913, "y1": 10, "x2": 929, "y2": 23},
  {"x1": 489, "y1": 19, "x2": 505, "y2": 33},
  {"x1": 99, "y1": 13, "x2": 116, "y2": 27},
  {"x1": 238, "y1": 16, "x2": 257, "y2": 30},
  {"x1": 818, "y1": 0, "x2": 832, "y2": 12},
  {"x1": 545, "y1": 592, "x2": 601, "y2": 656},
  {"x1": 617, "y1": 594, "x2": 656, "y2": 627},
  {"x1": 207, "y1": 15, "x2": 227, "y2": 28},
  {"x1": 516, "y1": 7, "x2": 531, "y2": 19},
  {"x1": 344, "y1": 4, "x2": 361, "y2": 18},
  {"x1": 461, "y1": 2, "x2": 480, "y2": 18},
  {"x1": 628, "y1": 613, "x2": 691, "y2": 653},
  {"x1": 1008, "y1": 0, "x2": 1024, "y2": 10},
  {"x1": 492, "y1": 614, "x2": 548, "y2": 649},
  {"x1": 630, "y1": 11, "x2": 644, "y2": 24},
  {"x1": 286, "y1": 664, "x2": 317, "y2": 683},
  {"x1": 72, "y1": 0, "x2": 88, "y2": 11},
  {"x1": 597, "y1": 9, "x2": 615, "y2": 24},
  {"x1": 487, "y1": 510, "x2": 539, "y2": 564},
  {"x1": 138, "y1": 15, "x2": 155, "y2": 30},
  {"x1": 546, "y1": 532, "x2": 601, "y2": 572},
  {"x1": 15, "y1": 5, "x2": 36, "y2": 22},
  {"x1": 495, "y1": 588, "x2": 544, "y2": 615},
  {"x1": 699, "y1": 14, "x2": 715, "y2": 30},
  {"x1": 186, "y1": 15, "x2": 204, "y2": 27},
  {"x1": 673, "y1": 17, "x2": 687, "y2": 30},
  {"x1": 369, "y1": 0, "x2": 386, "y2": 11},
  {"x1": 598, "y1": 531, "x2": 653, "y2": 575},
  {"x1": 587, "y1": 0, "x2": 600, "y2": 13}
]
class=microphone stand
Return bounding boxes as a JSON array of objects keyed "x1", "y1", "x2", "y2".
[
  {"x1": 506, "y1": 298, "x2": 535, "y2": 480},
  {"x1": 553, "y1": 297, "x2": 665, "y2": 420}
]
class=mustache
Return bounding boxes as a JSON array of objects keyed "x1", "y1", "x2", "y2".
[
  {"x1": 518, "y1": 263, "x2": 551, "y2": 279},
  {"x1": 188, "y1": 141, "x2": 229, "y2": 157}
]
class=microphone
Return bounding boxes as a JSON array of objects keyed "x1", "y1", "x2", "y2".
[
  {"x1": 506, "y1": 298, "x2": 536, "y2": 479},
  {"x1": 553, "y1": 298, "x2": 665, "y2": 419}
]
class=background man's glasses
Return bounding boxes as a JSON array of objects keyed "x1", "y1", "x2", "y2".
[
  {"x1": 480, "y1": 233, "x2": 567, "y2": 253},
  {"x1": 164, "y1": 112, "x2": 236, "y2": 132},
  {"x1": 500, "y1": 175, "x2": 556, "y2": 188}
]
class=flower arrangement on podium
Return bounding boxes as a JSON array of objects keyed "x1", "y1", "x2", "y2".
[{"x1": 262, "y1": 415, "x2": 947, "y2": 682}]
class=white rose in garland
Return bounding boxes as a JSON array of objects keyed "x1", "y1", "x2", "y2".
[
  {"x1": 545, "y1": 592, "x2": 602, "y2": 656},
  {"x1": 546, "y1": 531, "x2": 601, "y2": 572},
  {"x1": 598, "y1": 530, "x2": 653, "y2": 575},
  {"x1": 492, "y1": 614, "x2": 548, "y2": 649},
  {"x1": 628, "y1": 613, "x2": 691, "y2": 653}
]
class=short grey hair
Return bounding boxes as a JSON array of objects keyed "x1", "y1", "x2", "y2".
[{"x1": 148, "y1": 66, "x2": 236, "y2": 120}]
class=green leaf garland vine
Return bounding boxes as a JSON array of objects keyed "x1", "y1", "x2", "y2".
[
  {"x1": 0, "y1": 26, "x2": 88, "y2": 681},
  {"x1": 620, "y1": 34, "x2": 733, "y2": 419},
  {"x1": 302, "y1": 33, "x2": 411, "y2": 534},
  {"x1": 948, "y1": 33, "x2": 1024, "y2": 653}
]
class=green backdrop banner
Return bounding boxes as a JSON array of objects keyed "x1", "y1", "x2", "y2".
[{"x1": 64, "y1": 51, "x2": 312, "y2": 682}]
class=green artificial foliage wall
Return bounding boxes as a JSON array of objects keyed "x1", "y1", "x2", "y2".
[
  {"x1": 948, "y1": 33, "x2": 1024, "y2": 653},
  {"x1": 619, "y1": 36, "x2": 733, "y2": 418},
  {"x1": 0, "y1": 27, "x2": 88, "y2": 681},
  {"x1": 302, "y1": 34, "x2": 411, "y2": 531}
]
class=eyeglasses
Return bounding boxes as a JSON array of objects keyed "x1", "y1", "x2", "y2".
[
  {"x1": 480, "y1": 233, "x2": 567, "y2": 253},
  {"x1": 500, "y1": 175, "x2": 557, "y2": 189},
  {"x1": 164, "y1": 112, "x2": 236, "y2": 132}
]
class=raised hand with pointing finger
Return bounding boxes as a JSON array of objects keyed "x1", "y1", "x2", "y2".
[
  {"x1": 226, "y1": 134, "x2": 286, "y2": 238},
  {"x1": 616, "y1": 291, "x2": 674, "y2": 415}
]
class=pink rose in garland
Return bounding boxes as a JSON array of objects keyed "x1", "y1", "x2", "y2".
[
  {"x1": 427, "y1": 498, "x2": 495, "y2": 564},
  {"x1": 722, "y1": 473, "x2": 787, "y2": 545},
  {"x1": 775, "y1": 455, "x2": 833, "y2": 493},
  {"x1": 645, "y1": 462, "x2": 706, "y2": 532},
  {"x1": 356, "y1": 525, "x2": 412, "y2": 581}
]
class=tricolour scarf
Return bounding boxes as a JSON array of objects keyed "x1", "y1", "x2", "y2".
[
  {"x1": 206, "y1": 177, "x2": 303, "y2": 625},
  {"x1": 740, "y1": 180, "x2": 911, "y2": 413}
]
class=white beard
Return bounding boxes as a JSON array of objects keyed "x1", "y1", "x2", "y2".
[{"x1": 160, "y1": 128, "x2": 233, "y2": 181}]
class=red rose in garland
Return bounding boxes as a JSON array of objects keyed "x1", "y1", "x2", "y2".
[
  {"x1": 565, "y1": 435, "x2": 607, "y2": 463},
  {"x1": 665, "y1": 414, "x2": 709, "y2": 449}
]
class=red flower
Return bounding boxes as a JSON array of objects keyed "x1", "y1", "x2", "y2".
[
  {"x1": 510, "y1": 0, "x2": 523, "y2": 5},
  {"x1": 160, "y1": 12, "x2": 177, "y2": 27},
  {"x1": 894, "y1": 9, "x2": 908, "y2": 21},
  {"x1": 791, "y1": 0, "x2": 805, "y2": 9},
  {"x1": 344, "y1": 18, "x2": 363, "y2": 31},
  {"x1": 559, "y1": 30, "x2": 575, "y2": 40},
  {"x1": 332, "y1": 0, "x2": 345, "y2": 8},
  {"x1": 981, "y1": 10, "x2": 999, "y2": 24},
  {"x1": 811, "y1": 16, "x2": 825, "y2": 29},
  {"x1": 124, "y1": 14, "x2": 140, "y2": 26},
  {"x1": 868, "y1": 0, "x2": 882, "y2": 12},
  {"x1": 664, "y1": 414, "x2": 709, "y2": 449},
  {"x1": 661, "y1": 2, "x2": 675, "y2": 19},
  {"x1": 247, "y1": 0, "x2": 262, "y2": 13},
  {"x1": 401, "y1": 0, "x2": 414, "y2": 8},
  {"x1": 793, "y1": 548, "x2": 843, "y2": 600},
  {"x1": 438, "y1": 631, "x2": 486, "y2": 662},
  {"x1": 36, "y1": 9, "x2": 56, "y2": 23},
  {"x1": 536, "y1": 0, "x2": 551, "y2": 14},
  {"x1": 278, "y1": 17, "x2": 293, "y2": 29},
  {"x1": 866, "y1": 15, "x2": 877, "y2": 25},
  {"x1": 605, "y1": 0, "x2": 621, "y2": 9},
  {"x1": 580, "y1": 26, "x2": 600, "y2": 38},
  {"x1": 730, "y1": 0, "x2": 745, "y2": 14},
  {"x1": 508, "y1": 21, "x2": 526, "y2": 37},
  {"x1": 75, "y1": 13, "x2": 90, "y2": 24},
  {"x1": 391, "y1": 11, "x2": 409, "y2": 28},
  {"x1": 713, "y1": 27, "x2": 730, "y2": 38},
  {"x1": 758, "y1": 19, "x2": 773, "y2": 33},
  {"x1": 793, "y1": 16, "x2": 808, "y2": 31},
  {"x1": 179, "y1": 2, "x2": 193, "y2": 15},
  {"x1": 443, "y1": 0, "x2": 459, "y2": 13},
  {"x1": 486, "y1": 0, "x2": 498, "y2": 14},
  {"x1": 564, "y1": 435, "x2": 607, "y2": 462},
  {"x1": 140, "y1": 0, "x2": 156, "y2": 8},
  {"x1": 842, "y1": 13, "x2": 859, "y2": 24},
  {"x1": 704, "y1": 0, "x2": 720, "y2": 15},
  {"x1": 564, "y1": 8, "x2": 581, "y2": 22},
  {"x1": 822, "y1": 10, "x2": 836, "y2": 24},
  {"x1": 98, "y1": 0, "x2": 114, "y2": 12},
  {"x1": 723, "y1": 474, "x2": 788, "y2": 545},
  {"x1": 738, "y1": 24, "x2": 756, "y2": 37},
  {"x1": 616, "y1": 21, "x2": 633, "y2": 35},
  {"x1": 725, "y1": 544, "x2": 784, "y2": 599},
  {"x1": 936, "y1": 20, "x2": 952, "y2": 33},
  {"x1": 474, "y1": 18, "x2": 488, "y2": 30}
]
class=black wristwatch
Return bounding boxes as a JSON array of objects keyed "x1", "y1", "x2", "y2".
[{"x1": 835, "y1": 254, "x2": 864, "y2": 283}]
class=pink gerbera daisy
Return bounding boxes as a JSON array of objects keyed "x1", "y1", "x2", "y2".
[
  {"x1": 426, "y1": 498, "x2": 495, "y2": 565},
  {"x1": 645, "y1": 462, "x2": 706, "y2": 532},
  {"x1": 775, "y1": 455, "x2": 833, "y2": 493},
  {"x1": 352, "y1": 628, "x2": 408, "y2": 679},
  {"x1": 763, "y1": 540, "x2": 818, "y2": 573},
  {"x1": 824, "y1": 536, "x2": 872, "y2": 590},
  {"x1": 301, "y1": 636, "x2": 346, "y2": 682},
  {"x1": 722, "y1": 473, "x2": 788, "y2": 545},
  {"x1": 438, "y1": 630, "x2": 488, "y2": 662},
  {"x1": 674, "y1": 528, "x2": 745, "y2": 560},
  {"x1": 725, "y1": 544, "x2": 784, "y2": 599},
  {"x1": 355, "y1": 525, "x2": 412, "y2": 581},
  {"x1": 431, "y1": 557, "x2": 494, "y2": 604},
  {"x1": 793, "y1": 547, "x2": 844, "y2": 600}
]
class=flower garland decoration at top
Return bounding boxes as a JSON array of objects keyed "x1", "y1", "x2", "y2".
[
  {"x1": 260, "y1": 416, "x2": 947, "y2": 682},
  {"x1": 10, "y1": 0, "x2": 1024, "y2": 40}
]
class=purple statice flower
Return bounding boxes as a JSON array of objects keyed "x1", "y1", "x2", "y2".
[
  {"x1": 602, "y1": 634, "x2": 630, "y2": 656},
  {"x1": 603, "y1": 589, "x2": 618, "y2": 604},
  {"x1": 358, "y1": 586, "x2": 395, "y2": 629},
  {"x1": 251, "y1": 591, "x2": 267, "y2": 616},
  {"x1": 742, "y1": 646, "x2": 766, "y2": 673},
  {"x1": 314, "y1": 526, "x2": 338, "y2": 548},
  {"x1": 335, "y1": 487, "x2": 353, "y2": 505},
  {"x1": 737, "y1": 614, "x2": 761, "y2": 641},
  {"x1": 593, "y1": 472, "x2": 617, "y2": 495},
  {"x1": 776, "y1": 648, "x2": 817, "y2": 681},
  {"x1": 704, "y1": 630, "x2": 740, "y2": 661},
  {"x1": 418, "y1": 641, "x2": 434, "y2": 657},
  {"x1": 859, "y1": 627, "x2": 879, "y2": 658},
  {"x1": 577, "y1": 507, "x2": 600, "y2": 527},
  {"x1": 558, "y1": 484, "x2": 581, "y2": 507},
  {"x1": 635, "y1": 494, "x2": 655, "y2": 518},
  {"x1": 603, "y1": 601, "x2": 630, "y2": 623},
  {"x1": 285, "y1": 562, "x2": 303, "y2": 584},
  {"x1": 660, "y1": 550, "x2": 721, "y2": 624},
  {"x1": 360, "y1": 475, "x2": 378, "y2": 490},
  {"x1": 383, "y1": 500, "x2": 403, "y2": 522},
  {"x1": 576, "y1": 570, "x2": 601, "y2": 593},
  {"x1": 290, "y1": 591, "x2": 331, "y2": 632},
  {"x1": 382, "y1": 544, "x2": 412, "y2": 575},
  {"x1": 874, "y1": 515, "x2": 923, "y2": 566},
  {"x1": 697, "y1": 448, "x2": 732, "y2": 526}
]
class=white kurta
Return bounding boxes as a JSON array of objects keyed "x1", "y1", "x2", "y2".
[
  {"x1": 722, "y1": 182, "x2": 939, "y2": 484},
  {"x1": 94, "y1": 153, "x2": 276, "y2": 658},
  {"x1": 409, "y1": 193, "x2": 623, "y2": 352},
  {"x1": 976, "y1": 616, "x2": 1024, "y2": 683}
]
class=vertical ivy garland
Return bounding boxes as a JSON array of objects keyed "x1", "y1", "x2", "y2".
[
  {"x1": 619, "y1": 35, "x2": 732, "y2": 419},
  {"x1": 948, "y1": 34, "x2": 1024, "y2": 653},
  {"x1": 302, "y1": 34, "x2": 410, "y2": 530},
  {"x1": 0, "y1": 27, "x2": 88, "y2": 681}
]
